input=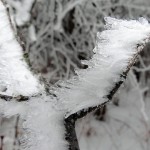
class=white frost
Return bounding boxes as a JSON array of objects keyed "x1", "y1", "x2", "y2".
[{"x1": 0, "y1": 0, "x2": 43, "y2": 96}]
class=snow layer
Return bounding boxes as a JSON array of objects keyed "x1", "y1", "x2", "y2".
[
  {"x1": 54, "y1": 17, "x2": 150, "y2": 117},
  {"x1": 0, "y1": 0, "x2": 43, "y2": 96}
]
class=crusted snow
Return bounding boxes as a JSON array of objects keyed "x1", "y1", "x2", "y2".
[
  {"x1": 0, "y1": 0, "x2": 43, "y2": 96},
  {"x1": 54, "y1": 17, "x2": 150, "y2": 117}
]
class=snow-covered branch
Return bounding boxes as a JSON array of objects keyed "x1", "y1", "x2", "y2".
[
  {"x1": 63, "y1": 17, "x2": 150, "y2": 149},
  {"x1": 55, "y1": 17, "x2": 150, "y2": 118}
]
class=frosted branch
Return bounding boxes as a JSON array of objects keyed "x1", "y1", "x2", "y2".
[
  {"x1": 63, "y1": 17, "x2": 150, "y2": 150},
  {"x1": 0, "y1": 1, "x2": 150, "y2": 150}
]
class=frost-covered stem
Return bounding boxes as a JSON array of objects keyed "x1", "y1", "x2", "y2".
[
  {"x1": 65, "y1": 38, "x2": 150, "y2": 150},
  {"x1": 1, "y1": 0, "x2": 25, "y2": 49}
]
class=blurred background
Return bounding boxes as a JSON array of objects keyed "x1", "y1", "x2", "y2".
[{"x1": 1, "y1": 0, "x2": 150, "y2": 149}]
